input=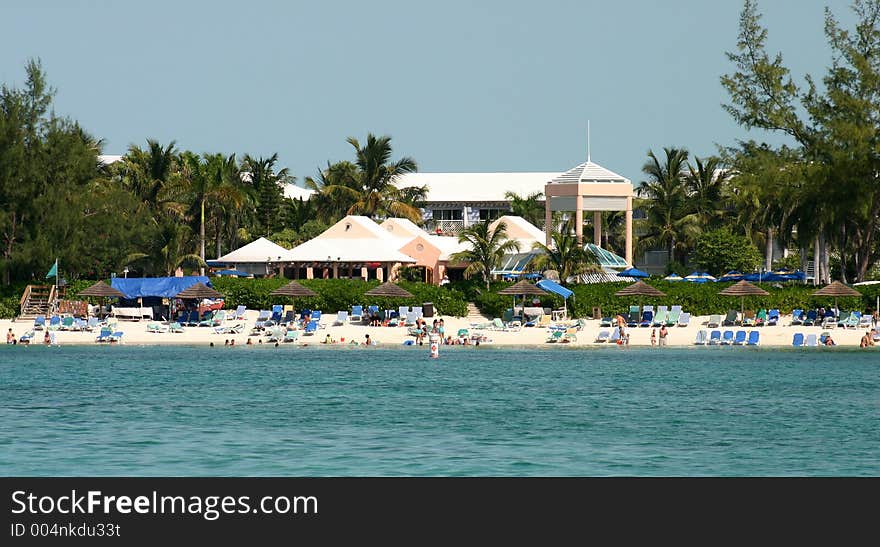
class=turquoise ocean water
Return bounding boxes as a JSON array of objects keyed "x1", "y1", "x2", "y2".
[{"x1": 1, "y1": 345, "x2": 877, "y2": 476}]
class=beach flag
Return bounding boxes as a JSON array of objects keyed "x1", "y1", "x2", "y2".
[{"x1": 46, "y1": 259, "x2": 58, "y2": 279}]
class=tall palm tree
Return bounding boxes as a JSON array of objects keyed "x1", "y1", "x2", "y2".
[
  {"x1": 636, "y1": 147, "x2": 699, "y2": 264},
  {"x1": 241, "y1": 153, "x2": 292, "y2": 237},
  {"x1": 686, "y1": 156, "x2": 731, "y2": 229},
  {"x1": 530, "y1": 222, "x2": 599, "y2": 282},
  {"x1": 449, "y1": 220, "x2": 521, "y2": 290},
  {"x1": 504, "y1": 191, "x2": 545, "y2": 228},
  {"x1": 304, "y1": 160, "x2": 361, "y2": 223},
  {"x1": 315, "y1": 134, "x2": 425, "y2": 222},
  {"x1": 122, "y1": 139, "x2": 179, "y2": 210},
  {"x1": 125, "y1": 220, "x2": 205, "y2": 276}
]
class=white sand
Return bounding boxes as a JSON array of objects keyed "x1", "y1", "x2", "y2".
[{"x1": 2, "y1": 309, "x2": 875, "y2": 348}]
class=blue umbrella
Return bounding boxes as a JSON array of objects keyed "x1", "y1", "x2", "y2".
[
  {"x1": 684, "y1": 271, "x2": 717, "y2": 283},
  {"x1": 718, "y1": 270, "x2": 743, "y2": 282},
  {"x1": 618, "y1": 267, "x2": 649, "y2": 279},
  {"x1": 663, "y1": 273, "x2": 684, "y2": 281},
  {"x1": 215, "y1": 269, "x2": 252, "y2": 277}
]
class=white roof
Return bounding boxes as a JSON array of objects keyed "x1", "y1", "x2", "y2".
[
  {"x1": 216, "y1": 237, "x2": 291, "y2": 263},
  {"x1": 394, "y1": 172, "x2": 558, "y2": 203},
  {"x1": 490, "y1": 215, "x2": 545, "y2": 243},
  {"x1": 284, "y1": 238, "x2": 416, "y2": 263},
  {"x1": 549, "y1": 161, "x2": 630, "y2": 184},
  {"x1": 98, "y1": 155, "x2": 122, "y2": 165},
  {"x1": 380, "y1": 218, "x2": 427, "y2": 238},
  {"x1": 283, "y1": 184, "x2": 315, "y2": 200},
  {"x1": 428, "y1": 235, "x2": 469, "y2": 261}
]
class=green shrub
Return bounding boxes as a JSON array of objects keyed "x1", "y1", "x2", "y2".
[{"x1": 693, "y1": 228, "x2": 762, "y2": 276}]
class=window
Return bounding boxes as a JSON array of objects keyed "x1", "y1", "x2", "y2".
[
  {"x1": 433, "y1": 209, "x2": 463, "y2": 221},
  {"x1": 479, "y1": 209, "x2": 504, "y2": 221}
]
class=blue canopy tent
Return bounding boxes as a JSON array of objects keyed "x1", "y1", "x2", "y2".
[
  {"x1": 536, "y1": 279, "x2": 574, "y2": 318},
  {"x1": 111, "y1": 276, "x2": 214, "y2": 319}
]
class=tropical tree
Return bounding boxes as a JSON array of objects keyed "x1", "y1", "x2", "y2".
[
  {"x1": 449, "y1": 220, "x2": 521, "y2": 290},
  {"x1": 505, "y1": 191, "x2": 545, "y2": 228},
  {"x1": 530, "y1": 222, "x2": 599, "y2": 282},
  {"x1": 121, "y1": 139, "x2": 180, "y2": 214},
  {"x1": 126, "y1": 221, "x2": 205, "y2": 276},
  {"x1": 636, "y1": 147, "x2": 699, "y2": 264},
  {"x1": 304, "y1": 160, "x2": 361, "y2": 223},
  {"x1": 241, "y1": 153, "x2": 292, "y2": 237},
  {"x1": 685, "y1": 156, "x2": 732, "y2": 229}
]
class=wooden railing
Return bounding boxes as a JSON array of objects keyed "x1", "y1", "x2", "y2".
[{"x1": 19, "y1": 284, "x2": 32, "y2": 310}]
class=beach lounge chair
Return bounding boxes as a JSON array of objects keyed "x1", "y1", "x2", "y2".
[
  {"x1": 694, "y1": 329, "x2": 708, "y2": 345},
  {"x1": 546, "y1": 330, "x2": 563, "y2": 343},
  {"x1": 95, "y1": 327, "x2": 113, "y2": 342},
  {"x1": 411, "y1": 306, "x2": 423, "y2": 319},
  {"x1": 805, "y1": 333, "x2": 818, "y2": 347},
  {"x1": 169, "y1": 322, "x2": 184, "y2": 333},
  {"x1": 33, "y1": 315, "x2": 46, "y2": 330},
  {"x1": 59, "y1": 316, "x2": 76, "y2": 330},
  {"x1": 595, "y1": 330, "x2": 610, "y2": 343},
  {"x1": 214, "y1": 323, "x2": 243, "y2": 335},
  {"x1": 457, "y1": 328, "x2": 469, "y2": 342},
  {"x1": 232, "y1": 305, "x2": 247, "y2": 320},
  {"x1": 664, "y1": 307, "x2": 679, "y2": 327},
  {"x1": 350, "y1": 305, "x2": 363, "y2": 323},
  {"x1": 706, "y1": 314, "x2": 722, "y2": 328},
  {"x1": 311, "y1": 310, "x2": 322, "y2": 324},
  {"x1": 803, "y1": 309, "x2": 818, "y2": 326},
  {"x1": 841, "y1": 311, "x2": 860, "y2": 329},
  {"x1": 19, "y1": 330, "x2": 35, "y2": 344},
  {"x1": 747, "y1": 330, "x2": 760, "y2": 345},
  {"x1": 819, "y1": 331, "x2": 832, "y2": 345},
  {"x1": 562, "y1": 328, "x2": 578, "y2": 343},
  {"x1": 599, "y1": 316, "x2": 613, "y2": 328},
  {"x1": 708, "y1": 330, "x2": 722, "y2": 345},
  {"x1": 270, "y1": 305, "x2": 283, "y2": 323},
  {"x1": 732, "y1": 330, "x2": 747, "y2": 345},
  {"x1": 721, "y1": 330, "x2": 735, "y2": 345},
  {"x1": 265, "y1": 326, "x2": 283, "y2": 342},
  {"x1": 790, "y1": 309, "x2": 804, "y2": 326},
  {"x1": 792, "y1": 332, "x2": 804, "y2": 347},
  {"x1": 404, "y1": 311, "x2": 418, "y2": 326},
  {"x1": 742, "y1": 310, "x2": 756, "y2": 327},
  {"x1": 677, "y1": 312, "x2": 690, "y2": 327},
  {"x1": 755, "y1": 309, "x2": 767, "y2": 326},
  {"x1": 820, "y1": 315, "x2": 837, "y2": 329},
  {"x1": 334, "y1": 311, "x2": 348, "y2": 325},
  {"x1": 146, "y1": 322, "x2": 168, "y2": 333},
  {"x1": 47, "y1": 316, "x2": 61, "y2": 331},
  {"x1": 72, "y1": 318, "x2": 87, "y2": 331},
  {"x1": 279, "y1": 310, "x2": 296, "y2": 326},
  {"x1": 303, "y1": 320, "x2": 318, "y2": 335},
  {"x1": 398, "y1": 306, "x2": 409, "y2": 321},
  {"x1": 652, "y1": 306, "x2": 668, "y2": 327},
  {"x1": 767, "y1": 309, "x2": 780, "y2": 326},
  {"x1": 84, "y1": 317, "x2": 100, "y2": 331},
  {"x1": 626, "y1": 305, "x2": 640, "y2": 328},
  {"x1": 639, "y1": 309, "x2": 654, "y2": 328},
  {"x1": 109, "y1": 331, "x2": 124, "y2": 343},
  {"x1": 283, "y1": 330, "x2": 300, "y2": 343},
  {"x1": 858, "y1": 313, "x2": 873, "y2": 329},
  {"x1": 722, "y1": 310, "x2": 738, "y2": 326},
  {"x1": 608, "y1": 328, "x2": 620, "y2": 344},
  {"x1": 187, "y1": 310, "x2": 203, "y2": 326},
  {"x1": 254, "y1": 310, "x2": 270, "y2": 329}
]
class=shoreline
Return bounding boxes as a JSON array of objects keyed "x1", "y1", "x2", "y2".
[{"x1": 3, "y1": 310, "x2": 877, "y2": 349}]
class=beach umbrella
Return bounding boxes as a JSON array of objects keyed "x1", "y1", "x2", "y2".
[
  {"x1": 78, "y1": 281, "x2": 125, "y2": 319},
  {"x1": 364, "y1": 281, "x2": 414, "y2": 299},
  {"x1": 719, "y1": 280, "x2": 769, "y2": 323},
  {"x1": 663, "y1": 273, "x2": 684, "y2": 281},
  {"x1": 215, "y1": 269, "x2": 252, "y2": 277},
  {"x1": 175, "y1": 282, "x2": 223, "y2": 300},
  {"x1": 718, "y1": 270, "x2": 744, "y2": 282},
  {"x1": 270, "y1": 280, "x2": 318, "y2": 316},
  {"x1": 812, "y1": 281, "x2": 862, "y2": 314},
  {"x1": 497, "y1": 280, "x2": 548, "y2": 320},
  {"x1": 615, "y1": 281, "x2": 666, "y2": 322},
  {"x1": 617, "y1": 267, "x2": 649, "y2": 279},
  {"x1": 684, "y1": 271, "x2": 717, "y2": 283}
]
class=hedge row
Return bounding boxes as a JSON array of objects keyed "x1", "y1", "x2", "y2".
[{"x1": 460, "y1": 279, "x2": 880, "y2": 319}]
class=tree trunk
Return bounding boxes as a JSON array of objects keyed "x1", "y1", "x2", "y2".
[
  {"x1": 813, "y1": 235, "x2": 820, "y2": 286},
  {"x1": 856, "y1": 204, "x2": 878, "y2": 282},
  {"x1": 819, "y1": 232, "x2": 830, "y2": 284},
  {"x1": 839, "y1": 224, "x2": 847, "y2": 283},
  {"x1": 3, "y1": 212, "x2": 16, "y2": 286},
  {"x1": 765, "y1": 228, "x2": 773, "y2": 271},
  {"x1": 199, "y1": 198, "x2": 206, "y2": 261}
]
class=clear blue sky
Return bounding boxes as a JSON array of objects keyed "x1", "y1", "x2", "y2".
[{"x1": 1, "y1": 0, "x2": 855, "y2": 186}]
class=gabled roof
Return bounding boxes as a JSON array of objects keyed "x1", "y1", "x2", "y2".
[
  {"x1": 283, "y1": 184, "x2": 315, "y2": 200},
  {"x1": 489, "y1": 215, "x2": 545, "y2": 243},
  {"x1": 549, "y1": 161, "x2": 630, "y2": 184},
  {"x1": 284, "y1": 238, "x2": 416, "y2": 263},
  {"x1": 216, "y1": 237, "x2": 291, "y2": 263},
  {"x1": 394, "y1": 172, "x2": 557, "y2": 203},
  {"x1": 380, "y1": 218, "x2": 428, "y2": 238}
]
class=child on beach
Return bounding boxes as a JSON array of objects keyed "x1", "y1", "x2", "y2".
[
  {"x1": 7, "y1": 328, "x2": 14, "y2": 344},
  {"x1": 650, "y1": 329, "x2": 656, "y2": 346}
]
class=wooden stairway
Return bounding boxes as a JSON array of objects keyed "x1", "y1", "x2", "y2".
[
  {"x1": 466, "y1": 302, "x2": 492, "y2": 323},
  {"x1": 17, "y1": 285, "x2": 55, "y2": 322}
]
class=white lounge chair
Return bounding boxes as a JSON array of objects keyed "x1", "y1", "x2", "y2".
[{"x1": 333, "y1": 311, "x2": 348, "y2": 326}]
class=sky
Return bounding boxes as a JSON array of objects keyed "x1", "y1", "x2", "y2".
[{"x1": 1, "y1": 0, "x2": 857, "y2": 187}]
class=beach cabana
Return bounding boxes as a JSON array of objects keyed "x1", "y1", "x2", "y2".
[
  {"x1": 718, "y1": 280, "x2": 769, "y2": 322},
  {"x1": 270, "y1": 280, "x2": 318, "y2": 317},
  {"x1": 811, "y1": 281, "x2": 861, "y2": 315},
  {"x1": 614, "y1": 281, "x2": 666, "y2": 323},
  {"x1": 497, "y1": 280, "x2": 548, "y2": 321},
  {"x1": 536, "y1": 279, "x2": 574, "y2": 319},
  {"x1": 77, "y1": 281, "x2": 125, "y2": 318}
]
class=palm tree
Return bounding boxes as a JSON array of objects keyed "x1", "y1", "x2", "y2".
[
  {"x1": 241, "y1": 153, "x2": 292, "y2": 237},
  {"x1": 505, "y1": 191, "x2": 545, "y2": 228},
  {"x1": 314, "y1": 134, "x2": 425, "y2": 222},
  {"x1": 686, "y1": 156, "x2": 731, "y2": 229},
  {"x1": 126, "y1": 220, "x2": 205, "y2": 276},
  {"x1": 122, "y1": 139, "x2": 179, "y2": 211},
  {"x1": 304, "y1": 160, "x2": 362, "y2": 223},
  {"x1": 449, "y1": 220, "x2": 521, "y2": 290},
  {"x1": 530, "y1": 222, "x2": 599, "y2": 282},
  {"x1": 636, "y1": 147, "x2": 699, "y2": 264}
]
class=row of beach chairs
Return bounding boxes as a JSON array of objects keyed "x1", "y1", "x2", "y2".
[
  {"x1": 601, "y1": 305, "x2": 691, "y2": 328},
  {"x1": 706, "y1": 309, "x2": 780, "y2": 328},
  {"x1": 790, "y1": 309, "x2": 871, "y2": 329},
  {"x1": 333, "y1": 305, "x2": 425, "y2": 326},
  {"x1": 32, "y1": 315, "x2": 104, "y2": 332},
  {"x1": 694, "y1": 329, "x2": 760, "y2": 345}
]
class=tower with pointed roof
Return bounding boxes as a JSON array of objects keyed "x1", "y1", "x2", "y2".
[{"x1": 544, "y1": 159, "x2": 634, "y2": 266}]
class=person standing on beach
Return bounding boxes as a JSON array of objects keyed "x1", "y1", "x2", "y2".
[
  {"x1": 7, "y1": 328, "x2": 15, "y2": 344},
  {"x1": 658, "y1": 325, "x2": 668, "y2": 346},
  {"x1": 650, "y1": 329, "x2": 656, "y2": 347}
]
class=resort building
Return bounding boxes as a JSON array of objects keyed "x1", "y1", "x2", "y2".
[{"x1": 212, "y1": 237, "x2": 294, "y2": 277}]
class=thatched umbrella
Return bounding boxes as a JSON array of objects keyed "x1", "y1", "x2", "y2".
[
  {"x1": 615, "y1": 281, "x2": 666, "y2": 322},
  {"x1": 719, "y1": 280, "x2": 769, "y2": 324},
  {"x1": 364, "y1": 281, "x2": 414, "y2": 299},
  {"x1": 78, "y1": 281, "x2": 125, "y2": 318},
  {"x1": 812, "y1": 281, "x2": 861, "y2": 315},
  {"x1": 498, "y1": 280, "x2": 548, "y2": 320},
  {"x1": 270, "y1": 280, "x2": 318, "y2": 317},
  {"x1": 175, "y1": 282, "x2": 223, "y2": 300}
]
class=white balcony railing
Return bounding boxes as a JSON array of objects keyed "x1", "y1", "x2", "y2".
[{"x1": 424, "y1": 219, "x2": 466, "y2": 235}]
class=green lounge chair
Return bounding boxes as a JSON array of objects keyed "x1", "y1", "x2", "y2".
[
  {"x1": 169, "y1": 322, "x2": 184, "y2": 333},
  {"x1": 651, "y1": 308, "x2": 668, "y2": 327},
  {"x1": 60, "y1": 316, "x2": 76, "y2": 330},
  {"x1": 546, "y1": 330, "x2": 563, "y2": 343},
  {"x1": 666, "y1": 306, "x2": 681, "y2": 327}
]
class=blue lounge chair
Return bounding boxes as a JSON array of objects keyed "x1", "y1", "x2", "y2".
[
  {"x1": 312, "y1": 310, "x2": 322, "y2": 323},
  {"x1": 303, "y1": 320, "x2": 318, "y2": 335},
  {"x1": 694, "y1": 330, "x2": 708, "y2": 345},
  {"x1": 790, "y1": 309, "x2": 804, "y2": 326},
  {"x1": 19, "y1": 330, "x2": 35, "y2": 343},
  {"x1": 721, "y1": 330, "x2": 735, "y2": 345},
  {"x1": 350, "y1": 305, "x2": 363, "y2": 323},
  {"x1": 639, "y1": 309, "x2": 654, "y2": 327},
  {"x1": 47, "y1": 316, "x2": 62, "y2": 331},
  {"x1": 367, "y1": 305, "x2": 379, "y2": 317},
  {"x1": 33, "y1": 315, "x2": 46, "y2": 330},
  {"x1": 708, "y1": 330, "x2": 722, "y2": 345},
  {"x1": 95, "y1": 327, "x2": 113, "y2": 342},
  {"x1": 595, "y1": 330, "x2": 611, "y2": 343},
  {"x1": 805, "y1": 333, "x2": 818, "y2": 347},
  {"x1": 803, "y1": 309, "x2": 818, "y2": 326},
  {"x1": 732, "y1": 330, "x2": 747, "y2": 345},
  {"x1": 792, "y1": 332, "x2": 804, "y2": 347},
  {"x1": 187, "y1": 310, "x2": 202, "y2": 326},
  {"x1": 110, "y1": 331, "x2": 124, "y2": 343},
  {"x1": 767, "y1": 309, "x2": 780, "y2": 326},
  {"x1": 333, "y1": 311, "x2": 348, "y2": 325},
  {"x1": 254, "y1": 310, "x2": 270, "y2": 329},
  {"x1": 599, "y1": 316, "x2": 613, "y2": 328},
  {"x1": 747, "y1": 330, "x2": 760, "y2": 345},
  {"x1": 270, "y1": 305, "x2": 283, "y2": 323}
]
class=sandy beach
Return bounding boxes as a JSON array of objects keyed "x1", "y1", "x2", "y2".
[{"x1": 2, "y1": 309, "x2": 875, "y2": 348}]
